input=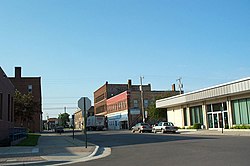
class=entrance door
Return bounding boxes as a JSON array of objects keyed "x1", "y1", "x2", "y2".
[{"x1": 208, "y1": 112, "x2": 228, "y2": 129}]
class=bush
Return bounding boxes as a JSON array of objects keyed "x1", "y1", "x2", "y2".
[
  {"x1": 193, "y1": 123, "x2": 202, "y2": 129},
  {"x1": 231, "y1": 125, "x2": 250, "y2": 129}
]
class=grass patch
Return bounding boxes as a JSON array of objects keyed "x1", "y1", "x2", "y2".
[{"x1": 16, "y1": 133, "x2": 41, "y2": 146}]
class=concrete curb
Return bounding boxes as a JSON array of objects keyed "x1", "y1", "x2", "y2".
[
  {"x1": 52, "y1": 146, "x2": 112, "y2": 166},
  {"x1": 2, "y1": 145, "x2": 112, "y2": 166}
]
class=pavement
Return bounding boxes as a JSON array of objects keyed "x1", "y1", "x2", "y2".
[
  {"x1": 1, "y1": 129, "x2": 250, "y2": 166},
  {"x1": 0, "y1": 132, "x2": 111, "y2": 166},
  {"x1": 179, "y1": 128, "x2": 250, "y2": 136}
]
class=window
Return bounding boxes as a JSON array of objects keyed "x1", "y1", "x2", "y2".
[
  {"x1": 8, "y1": 94, "x2": 10, "y2": 121},
  {"x1": 189, "y1": 106, "x2": 203, "y2": 125},
  {"x1": 183, "y1": 108, "x2": 188, "y2": 126},
  {"x1": 133, "y1": 100, "x2": 138, "y2": 108},
  {"x1": 28, "y1": 85, "x2": 32, "y2": 93},
  {"x1": 232, "y1": 98, "x2": 250, "y2": 125},
  {"x1": 11, "y1": 97, "x2": 14, "y2": 122},
  {"x1": 144, "y1": 100, "x2": 149, "y2": 108},
  {"x1": 0, "y1": 93, "x2": 2, "y2": 120}
]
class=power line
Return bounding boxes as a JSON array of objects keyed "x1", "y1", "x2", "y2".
[{"x1": 43, "y1": 107, "x2": 78, "y2": 110}]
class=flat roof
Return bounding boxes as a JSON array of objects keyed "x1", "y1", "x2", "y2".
[{"x1": 156, "y1": 77, "x2": 250, "y2": 108}]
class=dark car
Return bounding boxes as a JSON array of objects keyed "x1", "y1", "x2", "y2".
[
  {"x1": 131, "y1": 123, "x2": 152, "y2": 133},
  {"x1": 55, "y1": 126, "x2": 64, "y2": 133}
]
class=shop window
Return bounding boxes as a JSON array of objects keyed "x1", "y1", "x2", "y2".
[
  {"x1": 232, "y1": 98, "x2": 250, "y2": 125},
  {"x1": 189, "y1": 106, "x2": 203, "y2": 125}
]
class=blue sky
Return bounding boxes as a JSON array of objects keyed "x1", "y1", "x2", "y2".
[{"x1": 0, "y1": 0, "x2": 250, "y2": 119}]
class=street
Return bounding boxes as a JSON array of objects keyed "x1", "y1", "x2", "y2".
[{"x1": 63, "y1": 130, "x2": 250, "y2": 166}]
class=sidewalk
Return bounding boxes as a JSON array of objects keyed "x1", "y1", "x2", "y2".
[
  {"x1": 179, "y1": 129, "x2": 250, "y2": 136},
  {"x1": 0, "y1": 133, "x2": 98, "y2": 166}
]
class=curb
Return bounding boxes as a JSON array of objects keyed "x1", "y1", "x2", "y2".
[{"x1": 1, "y1": 145, "x2": 111, "y2": 166}]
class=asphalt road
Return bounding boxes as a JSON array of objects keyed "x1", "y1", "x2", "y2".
[{"x1": 68, "y1": 130, "x2": 250, "y2": 166}]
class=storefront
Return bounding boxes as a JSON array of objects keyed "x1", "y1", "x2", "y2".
[
  {"x1": 107, "y1": 110, "x2": 128, "y2": 130},
  {"x1": 156, "y1": 77, "x2": 250, "y2": 129}
]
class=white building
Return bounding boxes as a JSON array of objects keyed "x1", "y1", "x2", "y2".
[{"x1": 156, "y1": 77, "x2": 250, "y2": 129}]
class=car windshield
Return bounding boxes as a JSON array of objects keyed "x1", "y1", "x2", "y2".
[
  {"x1": 141, "y1": 123, "x2": 150, "y2": 126},
  {"x1": 163, "y1": 122, "x2": 174, "y2": 126}
]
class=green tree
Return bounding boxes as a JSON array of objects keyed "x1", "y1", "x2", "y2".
[
  {"x1": 146, "y1": 102, "x2": 167, "y2": 123},
  {"x1": 14, "y1": 90, "x2": 38, "y2": 128},
  {"x1": 58, "y1": 113, "x2": 70, "y2": 127}
]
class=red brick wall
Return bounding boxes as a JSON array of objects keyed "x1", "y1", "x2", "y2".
[{"x1": 9, "y1": 67, "x2": 42, "y2": 132}]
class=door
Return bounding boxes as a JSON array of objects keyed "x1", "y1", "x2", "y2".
[{"x1": 208, "y1": 112, "x2": 228, "y2": 129}]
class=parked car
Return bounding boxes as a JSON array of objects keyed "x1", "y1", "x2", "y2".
[
  {"x1": 131, "y1": 123, "x2": 152, "y2": 133},
  {"x1": 152, "y1": 122, "x2": 178, "y2": 133},
  {"x1": 55, "y1": 126, "x2": 64, "y2": 133}
]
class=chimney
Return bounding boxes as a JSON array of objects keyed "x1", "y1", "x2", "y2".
[
  {"x1": 15, "y1": 67, "x2": 22, "y2": 79},
  {"x1": 128, "y1": 79, "x2": 132, "y2": 89},
  {"x1": 172, "y1": 84, "x2": 176, "y2": 91}
]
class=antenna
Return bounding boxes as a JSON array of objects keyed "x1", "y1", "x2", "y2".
[{"x1": 176, "y1": 77, "x2": 183, "y2": 94}]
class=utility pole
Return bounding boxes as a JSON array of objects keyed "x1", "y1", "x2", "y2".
[
  {"x1": 176, "y1": 77, "x2": 183, "y2": 94},
  {"x1": 64, "y1": 106, "x2": 66, "y2": 113},
  {"x1": 140, "y1": 76, "x2": 145, "y2": 123}
]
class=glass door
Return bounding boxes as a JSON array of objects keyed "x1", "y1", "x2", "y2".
[{"x1": 213, "y1": 114, "x2": 218, "y2": 128}]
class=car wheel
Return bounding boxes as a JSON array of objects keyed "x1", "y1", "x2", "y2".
[
  {"x1": 139, "y1": 129, "x2": 142, "y2": 133},
  {"x1": 161, "y1": 129, "x2": 164, "y2": 133},
  {"x1": 132, "y1": 130, "x2": 135, "y2": 133},
  {"x1": 153, "y1": 129, "x2": 156, "y2": 133}
]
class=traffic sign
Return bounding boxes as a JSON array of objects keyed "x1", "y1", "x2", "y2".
[{"x1": 78, "y1": 97, "x2": 91, "y2": 111}]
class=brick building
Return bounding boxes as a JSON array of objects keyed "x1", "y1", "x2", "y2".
[
  {"x1": 95, "y1": 79, "x2": 180, "y2": 129},
  {"x1": 9, "y1": 67, "x2": 42, "y2": 132},
  {"x1": 0, "y1": 67, "x2": 15, "y2": 145},
  {"x1": 94, "y1": 81, "x2": 128, "y2": 115}
]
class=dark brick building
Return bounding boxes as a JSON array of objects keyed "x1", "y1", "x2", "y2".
[
  {"x1": 0, "y1": 67, "x2": 15, "y2": 145},
  {"x1": 9, "y1": 67, "x2": 42, "y2": 132}
]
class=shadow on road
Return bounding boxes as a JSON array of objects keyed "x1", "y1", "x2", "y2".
[{"x1": 73, "y1": 131, "x2": 217, "y2": 148}]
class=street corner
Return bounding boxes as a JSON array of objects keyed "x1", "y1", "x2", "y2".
[{"x1": 50, "y1": 145, "x2": 112, "y2": 166}]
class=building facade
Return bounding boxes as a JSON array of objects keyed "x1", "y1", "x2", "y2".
[
  {"x1": 74, "y1": 106, "x2": 94, "y2": 130},
  {"x1": 94, "y1": 81, "x2": 128, "y2": 115},
  {"x1": 9, "y1": 67, "x2": 42, "y2": 132},
  {"x1": 0, "y1": 67, "x2": 15, "y2": 146},
  {"x1": 105, "y1": 81, "x2": 180, "y2": 130},
  {"x1": 156, "y1": 78, "x2": 250, "y2": 130}
]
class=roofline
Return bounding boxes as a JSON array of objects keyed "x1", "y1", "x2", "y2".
[{"x1": 157, "y1": 77, "x2": 250, "y2": 103}]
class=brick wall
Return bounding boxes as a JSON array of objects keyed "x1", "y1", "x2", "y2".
[
  {"x1": 0, "y1": 67, "x2": 15, "y2": 145},
  {"x1": 9, "y1": 67, "x2": 42, "y2": 132}
]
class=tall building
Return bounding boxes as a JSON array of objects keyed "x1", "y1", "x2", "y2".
[
  {"x1": 9, "y1": 67, "x2": 42, "y2": 132},
  {"x1": 0, "y1": 67, "x2": 15, "y2": 146}
]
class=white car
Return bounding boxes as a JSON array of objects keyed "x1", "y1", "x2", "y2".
[{"x1": 152, "y1": 122, "x2": 178, "y2": 133}]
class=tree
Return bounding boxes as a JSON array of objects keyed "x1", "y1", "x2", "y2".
[
  {"x1": 14, "y1": 90, "x2": 38, "y2": 128},
  {"x1": 58, "y1": 113, "x2": 70, "y2": 127},
  {"x1": 146, "y1": 102, "x2": 167, "y2": 124}
]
